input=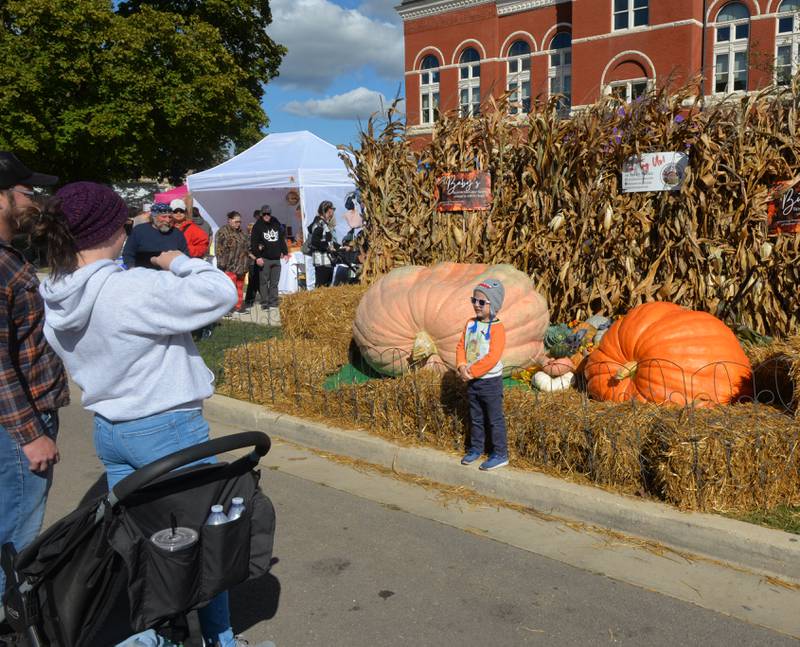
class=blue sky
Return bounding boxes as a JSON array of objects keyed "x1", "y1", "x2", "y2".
[{"x1": 262, "y1": 0, "x2": 406, "y2": 149}]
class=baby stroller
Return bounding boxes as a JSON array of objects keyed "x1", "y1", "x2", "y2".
[{"x1": 1, "y1": 432, "x2": 276, "y2": 647}]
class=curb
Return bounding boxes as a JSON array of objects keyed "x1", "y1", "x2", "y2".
[{"x1": 205, "y1": 393, "x2": 800, "y2": 583}]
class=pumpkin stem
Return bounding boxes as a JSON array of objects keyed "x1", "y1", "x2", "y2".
[
  {"x1": 615, "y1": 361, "x2": 638, "y2": 381},
  {"x1": 411, "y1": 331, "x2": 438, "y2": 365}
]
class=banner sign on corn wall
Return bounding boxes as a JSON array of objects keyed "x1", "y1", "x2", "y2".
[
  {"x1": 436, "y1": 171, "x2": 492, "y2": 211},
  {"x1": 621, "y1": 152, "x2": 689, "y2": 193},
  {"x1": 767, "y1": 179, "x2": 800, "y2": 235}
]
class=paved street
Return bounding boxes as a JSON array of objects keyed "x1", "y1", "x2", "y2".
[{"x1": 46, "y1": 393, "x2": 800, "y2": 646}]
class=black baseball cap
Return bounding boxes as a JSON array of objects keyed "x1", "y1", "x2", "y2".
[
  {"x1": 0, "y1": 152, "x2": 58, "y2": 190},
  {"x1": 260, "y1": 204, "x2": 272, "y2": 215}
]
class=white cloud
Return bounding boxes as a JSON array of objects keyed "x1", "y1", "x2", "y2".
[
  {"x1": 357, "y1": 0, "x2": 402, "y2": 22},
  {"x1": 268, "y1": 0, "x2": 404, "y2": 91},
  {"x1": 283, "y1": 87, "x2": 404, "y2": 120}
]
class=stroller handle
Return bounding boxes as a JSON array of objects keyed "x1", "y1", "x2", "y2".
[{"x1": 110, "y1": 431, "x2": 270, "y2": 505}]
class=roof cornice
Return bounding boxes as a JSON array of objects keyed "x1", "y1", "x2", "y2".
[
  {"x1": 496, "y1": 0, "x2": 569, "y2": 15},
  {"x1": 395, "y1": 0, "x2": 495, "y2": 22}
]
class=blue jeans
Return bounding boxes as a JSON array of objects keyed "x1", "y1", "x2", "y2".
[
  {"x1": 0, "y1": 411, "x2": 58, "y2": 593},
  {"x1": 94, "y1": 409, "x2": 236, "y2": 647},
  {"x1": 467, "y1": 376, "x2": 507, "y2": 458}
]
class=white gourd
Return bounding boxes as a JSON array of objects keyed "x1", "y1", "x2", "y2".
[{"x1": 532, "y1": 371, "x2": 574, "y2": 392}]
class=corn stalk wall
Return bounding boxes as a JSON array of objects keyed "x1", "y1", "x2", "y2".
[{"x1": 343, "y1": 85, "x2": 800, "y2": 338}]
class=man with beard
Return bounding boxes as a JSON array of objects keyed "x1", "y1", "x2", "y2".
[
  {"x1": 122, "y1": 202, "x2": 188, "y2": 269},
  {"x1": 0, "y1": 151, "x2": 69, "y2": 599}
]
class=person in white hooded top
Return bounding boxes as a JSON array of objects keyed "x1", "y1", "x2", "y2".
[{"x1": 32, "y1": 182, "x2": 269, "y2": 647}]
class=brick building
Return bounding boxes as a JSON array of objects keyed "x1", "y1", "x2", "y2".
[{"x1": 398, "y1": 0, "x2": 800, "y2": 140}]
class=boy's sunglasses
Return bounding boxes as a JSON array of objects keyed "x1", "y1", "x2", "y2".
[{"x1": 470, "y1": 297, "x2": 488, "y2": 307}]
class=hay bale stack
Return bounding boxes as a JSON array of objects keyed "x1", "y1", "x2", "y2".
[
  {"x1": 653, "y1": 404, "x2": 800, "y2": 512},
  {"x1": 279, "y1": 284, "x2": 369, "y2": 361}
]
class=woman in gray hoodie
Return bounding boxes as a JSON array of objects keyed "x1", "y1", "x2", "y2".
[{"x1": 32, "y1": 182, "x2": 265, "y2": 647}]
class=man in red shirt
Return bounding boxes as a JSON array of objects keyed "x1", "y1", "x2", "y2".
[{"x1": 170, "y1": 199, "x2": 209, "y2": 258}]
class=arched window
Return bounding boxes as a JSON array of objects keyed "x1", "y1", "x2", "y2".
[
  {"x1": 607, "y1": 61, "x2": 651, "y2": 102},
  {"x1": 776, "y1": 0, "x2": 800, "y2": 85},
  {"x1": 713, "y1": 2, "x2": 750, "y2": 94},
  {"x1": 458, "y1": 47, "x2": 481, "y2": 117},
  {"x1": 419, "y1": 55, "x2": 440, "y2": 125},
  {"x1": 613, "y1": 0, "x2": 649, "y2": 31},
  {"x1": 507, "y1": 40, "x2": 531, "y2": 115},
  {"x1": 548, "y1": 33, "x2": 572, "y2": 113}
]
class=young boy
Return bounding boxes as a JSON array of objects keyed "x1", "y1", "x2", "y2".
[{"x1": 456, "y1": 278, "x2": 508, "y2": 471}]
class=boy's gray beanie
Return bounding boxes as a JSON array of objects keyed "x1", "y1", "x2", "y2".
[{"x1": 474, "y1": 278, "x2": 504, "y2": 316}]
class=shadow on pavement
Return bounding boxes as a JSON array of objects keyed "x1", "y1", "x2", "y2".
[{"x1": 230, "y1": 562, "x2": 282, "y2": 632}]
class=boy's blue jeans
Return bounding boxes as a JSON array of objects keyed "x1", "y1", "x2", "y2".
[
  {"x1": 466, "y1": 376, "x2": 507, "y2": 457},
  {"x1": 0, "y1": 411, "x2": 58, "y2": 593},
  {"x1": 94, "y1": 409, "x2": 236, "y2": 647}
]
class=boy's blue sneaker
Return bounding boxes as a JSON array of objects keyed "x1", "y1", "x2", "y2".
[
  {"x1": 479, "y1": 454, "x2": 509, "y2": 471},
  {"x1": 461, "y1": 450, "x2": 482, "y2": 465}
]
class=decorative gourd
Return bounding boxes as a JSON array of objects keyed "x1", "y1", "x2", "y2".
[
  {"x1": 541, "y1": 356, "x2": 576, "y2": 378},
  {"x1": 533, "y1": 371, "x2": 574, "y2": 392},
  {"x1": 583, "y1": 302, "x2": 753, "y2": 406},
  {"x1": 352, "y1": 263, "x2": 549, "y2": 376}
]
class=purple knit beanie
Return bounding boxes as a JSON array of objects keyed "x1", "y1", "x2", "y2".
[{"x1": 55, "y1": 182, "x2": 129, "y2": 251}]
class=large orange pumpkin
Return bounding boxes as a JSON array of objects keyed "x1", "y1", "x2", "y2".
[
  {"x1": 352, "y1": 263, "x2": 549, "y2": 376},
  {"x1": 584, "y1": 302, "x2": 752, "y2": 406}
]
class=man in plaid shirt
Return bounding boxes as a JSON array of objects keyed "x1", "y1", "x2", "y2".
[{"x1": 0, "y1": 152, "x2": 69, "y2": 593}]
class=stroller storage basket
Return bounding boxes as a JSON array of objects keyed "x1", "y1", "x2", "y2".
[{"x1": 2, "y1": 432, "x2": 275, "y2": 647}]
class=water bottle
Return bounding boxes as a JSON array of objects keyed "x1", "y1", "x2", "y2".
[
  {"x1": 205, "y1": 504, "x2": 228, "y2": 525},
  {"x1": 227, "y1": 497, "x2": 246, "y2": 521}
]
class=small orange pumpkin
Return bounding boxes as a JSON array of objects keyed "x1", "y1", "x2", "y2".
[
  {"x1": 352, "y1": 263, "x2": 549, "y2": 376},
  {"x1": 583, "y1": 302, "x2": 752, "y2": 406}
]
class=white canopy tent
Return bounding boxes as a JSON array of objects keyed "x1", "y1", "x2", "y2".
[{"x1": 186, "y1": 130, "x2": 357, "y2": 245}]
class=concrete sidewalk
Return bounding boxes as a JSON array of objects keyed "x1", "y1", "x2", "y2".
[{"x1": 204, "y1": 392, "x2": 800, "y2": 585}]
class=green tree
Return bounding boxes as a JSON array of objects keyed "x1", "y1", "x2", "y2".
[
  {"x1": 0, "y1": 0, "x2": 285, "y2": 183},
  {"x1": 117, "y1": 0, "x2": 286, "y2": 102}
]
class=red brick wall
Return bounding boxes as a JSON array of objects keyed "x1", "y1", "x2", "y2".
[{"x1": 403, "y1": 0, "x2": 781, "y2": 129}]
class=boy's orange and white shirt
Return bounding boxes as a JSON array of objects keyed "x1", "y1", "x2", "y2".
[{"x1": 456, "y1": 319, "x2": 506, "y2": 379}]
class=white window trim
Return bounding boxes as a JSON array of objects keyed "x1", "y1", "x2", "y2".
[
  {"x1": 612, "y1": 0, "x2": 649, "y2": 33},
  {"x1": 547, "y1": 46, "x2": 572, "y2": 111},
  {"x1": 506, "y1": 51, "x2": 531, "y2": 115},
  {"x1": 605, "y1": 77, "x2": 652, "y2": 102},
  {"x1": 713, "y1": 13, "x2": 750, "y2": 95},
  {"x1": 419, "y1": 66, "x2": 440, "y2": 126},
  {"x1": 775, "y1": 7, "x2": 800, "y2": 84},
  {"x1": 458, "y1": 59, "x2": 481, "y2": 118}
]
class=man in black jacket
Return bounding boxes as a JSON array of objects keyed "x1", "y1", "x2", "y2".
[{"x1": 250, "y1": 204, "x2": 288, "y2": 327}]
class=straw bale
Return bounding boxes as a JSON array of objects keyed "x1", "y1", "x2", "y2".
[
  {"x1": 220, "y1": 337, "x2": 336, "y2": 412},
  {"x1": 653, "y1": 404, "x2": 800, "y2": 513},
  {"x1": 279, "y1": 284, "x2": 369, "y2": 360},
  {"x1": 744, "y1": 336, "x2": 800, "y2": 414}
]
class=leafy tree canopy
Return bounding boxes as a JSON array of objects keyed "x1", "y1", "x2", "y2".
[{"x1": 0, "y1": 0, "x2": 286, "y2": 183}]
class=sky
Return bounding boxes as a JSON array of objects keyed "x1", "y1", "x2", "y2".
[{"x1": 263, "y1": 0, "x2": 406, "y2": 149}]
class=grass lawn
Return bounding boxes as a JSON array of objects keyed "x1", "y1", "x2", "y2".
[
  {"x1": 730, "y1": 506, "x2": 800, "y2": 535},
  {"x1": 196, "y1": 320, "x2": 281, "y2": 381}
]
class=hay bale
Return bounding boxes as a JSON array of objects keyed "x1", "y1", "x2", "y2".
[
  {"x1": 279, "y1": 284, "x2": 369, "y2": 360},
  {"x1": 220, "y1": 338, "x2": 336, "y2": 411},
  {"x1": 653, "y1": 404, "x2": 800, "y2": 513},
  {"x1": 744, "y1": 335, "x2": 800, "y2": 414}
]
